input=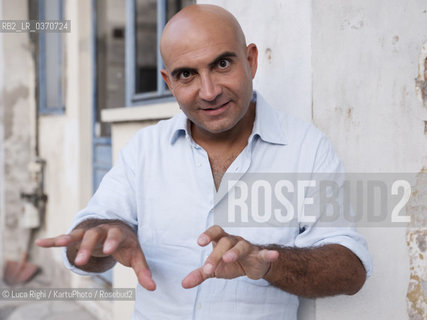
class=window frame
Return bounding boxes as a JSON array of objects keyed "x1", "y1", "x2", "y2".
[
  {"x1": 125, "y1": 0, "x2": 174, "y2": 107},
  {"x1": 38, "y1": 0, "x2": 66, "y2": 115}
]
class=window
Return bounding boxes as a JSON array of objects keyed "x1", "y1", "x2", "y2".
[
  {"x1": 38, "y1": 0, "x2": 65, "y2": 115},
  {"x1": 126, "y1": 0, "x2": 194, "y2": 105},
  {"x1": 93, "y1": 0, "x2": 125, "y2": 193}
]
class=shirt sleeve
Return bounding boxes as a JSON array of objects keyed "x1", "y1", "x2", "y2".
[
  {"x1": 62, "y1": 134, "x2": 140, "y2": 275},
  {"x1": 294, "y1": 134, "x2": 373, "y2": 277}
]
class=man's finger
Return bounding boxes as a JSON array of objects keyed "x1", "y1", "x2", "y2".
[
  {"x1": 182, "y1": 268, "x2": 210, "y2": 289},
  {"x1": 198, "y1": 225, "x2": 227, "y2": 246},
  {"x1": 35, "y1": 235, "x2": 70, "y2": 247},
  {"x1": 202, "y1": 236, "x2": 237, "y2": 275},
  {"x1": 258, "y1": 249, "x2": 279, "y2": 262},
  {"x1": 222, "y1": 239, "x2": 251, "y2": 263},
  {"x1": 74, "y1": 228, "x2": 106, "y2": 265},
  {"x1": 130, "y1": 249, "x2": 156, "y2": 291},
  {"x1": 35, "y1": 229, "x2": 85, "y2": 248},
  {"x1": 103, "y1": 227, "x2": 125, "y2": 255}
]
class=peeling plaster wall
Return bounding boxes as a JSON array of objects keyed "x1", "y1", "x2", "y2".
[
  {"x1": 406, "y1": 170, "x2": 427, "y2": 320},
  {"x1": 0, "y1": 0, "x2": 36, "y2": 264},
  {"x1": 312, "y1": 0, "x2": 427, "y2": 319}
]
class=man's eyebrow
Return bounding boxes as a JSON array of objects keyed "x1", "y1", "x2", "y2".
[{"x1": 208, "y1": 52, "x2": 237, "y2": 68}]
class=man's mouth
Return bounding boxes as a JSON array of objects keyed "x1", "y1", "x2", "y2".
[{"x1": 200, "y1": 101, "x2": 231, "y2": 115}]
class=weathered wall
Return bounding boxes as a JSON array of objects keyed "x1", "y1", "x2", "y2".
[
  {"x1": 312, "y1": 1, "x2": 427, "y2": 319},
  {"x1": 406, "y1": 170, "x2": 427, "y2": 320},
  {"x1": 0, "y1": 0, "x2": 36, "y2": 266}
]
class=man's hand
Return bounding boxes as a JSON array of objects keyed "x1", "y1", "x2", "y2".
[
  {"x1": 182, "y1": 225, "x2": 279, "y2": 289},
  {"x1": 35, "y1": 219, "x2": 156, "y2": 291}
]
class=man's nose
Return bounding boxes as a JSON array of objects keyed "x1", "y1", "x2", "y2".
[{"x1": 199, "y1": 73, "x2": 222, "y2": 102}]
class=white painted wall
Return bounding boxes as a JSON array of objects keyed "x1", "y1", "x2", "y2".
[{"x1": 312, "y1": 1, "x2": 427, "y2": 319}]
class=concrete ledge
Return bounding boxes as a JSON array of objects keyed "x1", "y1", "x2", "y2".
[{"x1": 101, "y1": 102, "x2": 181, "y2": 123}]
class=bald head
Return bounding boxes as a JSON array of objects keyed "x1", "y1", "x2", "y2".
[
  {"x1": 158, "y1": 4, "x2": 258, "y2": 138},
  {"x1": 160, "y1": 4, "x2": 247, "y2": 68}
]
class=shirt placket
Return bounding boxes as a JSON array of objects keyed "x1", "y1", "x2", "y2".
[
  {"x1": 190, "y1": 141, "x2": 216, "y2": 319},
  {"x1": 192, "y1": 140, "x2": 254, "y2": 319}
]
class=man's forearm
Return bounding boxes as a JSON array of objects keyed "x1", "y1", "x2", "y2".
[
  {"x1": 66, "y1": 219, "x2": 130, "y2": 273},
  {"x1": 262, "y1": 244, "x2": 366, "y2": 298}
]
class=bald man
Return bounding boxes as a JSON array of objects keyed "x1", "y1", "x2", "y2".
[{"x1": 37, "y1": 4, "x2": 371, "y2": 319}]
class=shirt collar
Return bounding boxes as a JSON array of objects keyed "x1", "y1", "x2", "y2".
[
  {"x1": 169, "y1": 112, "x2": 189, "y2": 145},
  {"x1": 169, "y1": 91, "x2": 288, "y2": 146},
  {"x1": 250, "y1": 91, "x2": 287, "y2": 145}
]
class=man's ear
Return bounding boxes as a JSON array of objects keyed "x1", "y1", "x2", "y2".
[
  {"x1": 246, "y1": 43, "x2": 258, "y2": 79},
  {"x1": 161, "y1": 69, "x2": 174, "y2": 94}
]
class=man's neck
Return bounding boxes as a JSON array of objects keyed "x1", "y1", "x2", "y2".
[{"x1": 192, "y1": 101, "x2": 256, "y2": 190}]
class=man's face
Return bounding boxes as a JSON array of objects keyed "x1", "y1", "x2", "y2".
[{"x1": 161, "y1": 25, "x2": 258, "y2": 137}]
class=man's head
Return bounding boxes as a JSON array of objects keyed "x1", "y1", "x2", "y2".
[{"x1": 160, "y1": 4, "x2": 258, "y2": 138}]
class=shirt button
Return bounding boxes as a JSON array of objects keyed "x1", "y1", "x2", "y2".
[
  {"x1": 197, "y1": 303, "x2": 202, "y2": 310},
  {"x1": 196, "y1": 162, "x2": 201, "y2": 167}
]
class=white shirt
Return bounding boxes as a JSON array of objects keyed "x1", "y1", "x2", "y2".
[{"x1": 64, "y1": 92, "x2": 372, "y2": 320}]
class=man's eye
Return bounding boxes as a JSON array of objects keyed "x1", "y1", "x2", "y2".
[
  {"x1": 179, "y1": 71, "x2": 192, "y2": 79},
  {"x1": 218, "y1": 59, "x2": 230, "y2": 69}
]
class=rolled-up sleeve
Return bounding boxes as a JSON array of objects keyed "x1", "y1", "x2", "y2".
[{"x1": 295, "y1": 135, "x2": 373, "y2": 277}]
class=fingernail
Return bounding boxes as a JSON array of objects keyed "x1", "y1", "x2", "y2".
[
  {"x1": 203, "y1": 263, "x2": 213, "y2": 274},
  {"x1": 104, "y1": 241, "x2": 113, "y2": 252},
  {"x1": 198, "y1": 235, "x2": 209, "y2": 245},
  {"x1": 75, "y1": 252, "x2": 85, "y2": 263}
]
